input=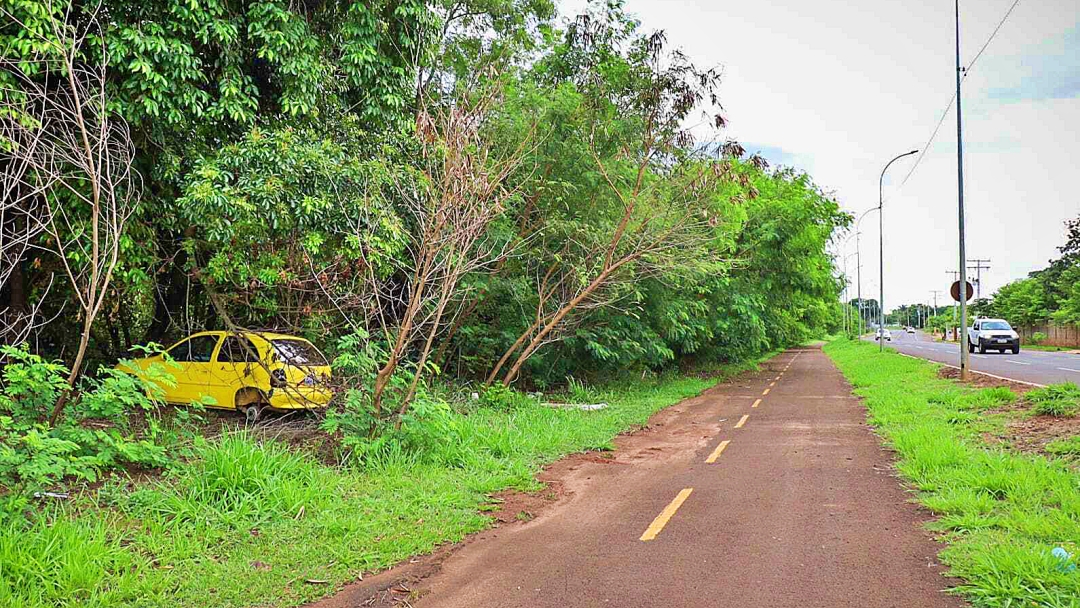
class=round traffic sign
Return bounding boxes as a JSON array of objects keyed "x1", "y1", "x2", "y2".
[{"x1": 950, "y1": 280, "x2": 974, "y2": 302}]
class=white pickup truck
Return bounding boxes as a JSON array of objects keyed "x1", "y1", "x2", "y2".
[{"x1": 967, "y1": 318, "x2": 1020, "y2": 354}]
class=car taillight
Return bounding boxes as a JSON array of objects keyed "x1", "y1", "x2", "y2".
[{"x1": 270, "y1": 369, "x2": 287, "y2": 387}]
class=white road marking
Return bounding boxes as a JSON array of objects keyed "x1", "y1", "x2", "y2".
[
  {"x1": 1058, "y1": 367, "x2": 1080, "y2": 373},
  {"x1": 1005, "y1": 360, "x2": 1030, "y2": 366},
  {"x1": 894, "y1": 352, "x2": 1046, "y2": 387}
]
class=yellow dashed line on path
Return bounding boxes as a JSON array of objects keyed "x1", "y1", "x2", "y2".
[
  {"x1": 640, "y1": 488, "x2": 694, "y2": 541},
  {"x1": 769, "y1": 381, "x2": 776, "y2": 387},
  {"x1": 751, "y1": 398, "x2": 762, "y2": 408},
  {"x1": 762, "y1": 388, "x2": 771, "y2": 396},
  {"x1": 734, "y1": 414, "x2": 749, "y2": 428},
  {"x1": 705, "y1": 440, "x2": 730, "y2": 464}
]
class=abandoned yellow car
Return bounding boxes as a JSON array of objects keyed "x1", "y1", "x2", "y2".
[{"x1": 125, "y1": 331, "x2": 332, "y2": 422}]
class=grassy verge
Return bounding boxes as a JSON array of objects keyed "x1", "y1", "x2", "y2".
[
  {"x1": 823, "y1": 339, "x2": 1080, "y2": 608},
  {"x1": 0, "y1": 354, "x2": 773, "y2": 608},
  {"x1": 1024, "y1": 344, "x2": 1078, "y2": 353}
]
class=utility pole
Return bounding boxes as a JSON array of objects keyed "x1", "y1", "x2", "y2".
[
  {"x1": 956, "y1": 0, "x2": 970, "y2": 380},
  {"x1": 967, "y1": 258, "x2": 991, "y2": 300},
  {"x1": 931, "y1": 290, "x2": 943, "y2": 319}
]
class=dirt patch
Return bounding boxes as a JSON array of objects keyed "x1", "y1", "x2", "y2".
[
  {"x1": 307, "y1": 545, "x2": 458, "y2": 608},
  {"x1": 936, "y1": 368, "x2": 1079, "y2": 459},
  {"x1": 937, "y1": 366, "x2": 1036, "y2": 395},
  {"x1": 1002, "y1": 415, "x2": 1080, "y2": 456}
]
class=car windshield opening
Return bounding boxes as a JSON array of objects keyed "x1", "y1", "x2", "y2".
[
  {"x1": 982, "y1": 321, "x2": 1011, "y2": 330},
  {"x1": 272, "y1": 339, "x2": 328, "y2": 366}
]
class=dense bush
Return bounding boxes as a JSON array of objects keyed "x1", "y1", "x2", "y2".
[{"x1": 0, "y1": 345, "x2": 185, "y2": 512}]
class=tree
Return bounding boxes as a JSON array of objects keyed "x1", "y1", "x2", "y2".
[
  {"x1": 365, "y1": 91, "x2": 532, "y2": 417},
  {"x1": 986, "y1": 277, "x2": 1047, "y2": 327},
  {"x1": 481, "y1": 13, "x2": 735, "y2": 385},
  {"x1": 1, "y1": 2, "x2": 141, "y2": 422}
]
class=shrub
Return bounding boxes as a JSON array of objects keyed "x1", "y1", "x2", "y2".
[
  {"x1": 322, "y1": 332, "x2": 469, "y2": 466},
  {"x1": 479, "y1": 383, "x2": 533, "y2": 410},
  {"x1": 0, "y1": 345, "x2": 180, "y2": 499},
  {"x1": 565, "y1": 376, "x2": 613, "y2": 404},
  {"x1": 1031, "y1": 331, "x2": 1047, "y2": 345}
]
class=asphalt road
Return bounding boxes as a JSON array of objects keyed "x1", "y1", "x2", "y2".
[
  {"x1": 393, "y1": 348, "x2": 963, "y2": 608},
  {"x1": 878, "y1": 330, "x2": 1080, "y2": 386}
]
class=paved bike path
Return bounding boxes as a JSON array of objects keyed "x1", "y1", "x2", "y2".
[{"x1": 385, "y1": 347, "x2": 965, "y2": 607}]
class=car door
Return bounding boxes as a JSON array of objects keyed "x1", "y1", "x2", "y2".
[
  {"x1": 166, "y1": 334, "x2": 222, "y2": 406},
  {"x1": 209, "y1": 335, "x2": 261, "y2": 409}
]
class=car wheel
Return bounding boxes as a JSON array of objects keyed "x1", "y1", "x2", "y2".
[
  {"x1": 1012, "y1": 346, "x2": 1020, "y2": 354},
  {"x1": 242, "y1": 403, "x2": 263, "y2": 425},
  {"x1": 968, "y1": 341, "x2": 975, "y2": 353},
  {"x1": 978, "y1": 340, "x2": 987, "y2": 354},
  {"x1": 235, "y1": 388, "x2": 267, "y2": 425}
]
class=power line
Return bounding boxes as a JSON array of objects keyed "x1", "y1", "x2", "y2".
[
  {"x1": 898, "y1": 92, "x2": 956, "y2": 189},
  {"x1": 966, "y1": 0, "x2": 1022, "y2": 72},
  {"x1": 895, "y1": 0, "x2": 1023, "y2": 191}
]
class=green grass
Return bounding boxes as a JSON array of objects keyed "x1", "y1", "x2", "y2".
[
  {"x1": 0, "y1": 354, "x2": 773, "y2": 608},
  {"x1": 1046, "y1": 436, "x2": 1080, "y2": 457},
  {"x1": 1024, "y1": 344, "x2": 1078, "y2": 352},
  {"x1": 1026, "y1": 383, "x2": 1080, "y2": 418},
  {"x1": 824, "y1": 339, "x2": 1080, "y2": 608}
]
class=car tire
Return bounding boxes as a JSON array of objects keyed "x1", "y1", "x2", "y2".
[
  {"x1": 235, "y1": 388, "x2": 267, "y2": 425},
  {"x1": 1012, "y1": 346, "x2": 1020, "y2": 354},
  {"x1": 241, "y1": 403, "x2": 263, "y2": 425},
  {"x1": 968, "y1": 341, "x2": 975, "y2": 353},
  {"x1": 978, "y1": 340, "x2": 987, "y2": 354}
]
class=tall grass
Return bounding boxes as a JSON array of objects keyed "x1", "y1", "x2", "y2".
[
  {"x1": 1026, "y1": 383, "x2": 1080, "y2": 417},
  {"x1": 825, "y1": 339, "x2": 1080, "y2": 607},
  {"x1": 0, "y1": 354, "x2": 772, "y2": 608}
]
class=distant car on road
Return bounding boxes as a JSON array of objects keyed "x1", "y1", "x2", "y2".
[
  {"x1": 875, "y1": 328, "x2": 892, "y2": 342},
  {"x1": 967, "y1": 318, "x2": 1020, "y2": 354},
  {"x1": 906, "y1": 327, "x2": 915, "y2": 334}
]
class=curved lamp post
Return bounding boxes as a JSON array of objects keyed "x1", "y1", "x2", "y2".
[{"x1": 878, "y1": 150, "x2": 919, "y2": 351}]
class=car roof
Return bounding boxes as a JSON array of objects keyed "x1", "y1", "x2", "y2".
[{"x1": 179, "y1": 330, "x2": 313, "y2": 342}]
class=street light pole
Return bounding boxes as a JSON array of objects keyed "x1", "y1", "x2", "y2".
[
  {"x1": 955, "y1": 0, "x2": 970, "y2": 380},
  {"x1": 856, "y1": 208, "x2": 878, "y2": 338},
  {"x1": 857, "y1": 232, "x2": 863, "y2": 336},
  {"x1": 878, "y1": 149, "x2": 919, "y2": 352},
  {"x1": 841, "y1": 251, "x2": 857, "y2": 336}
]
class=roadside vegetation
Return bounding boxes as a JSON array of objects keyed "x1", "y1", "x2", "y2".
[
  {"x1": 1, "y1": 0, "x2": 849, "y2": 604},
  {"x1": 973, "y1": 217, "x2": 1080, "y2": 328},
  {"x1": 825, "y1": 339, "x2": 1080, "y2": 607},
  {"x1": 0, "y1": 357, "x2": 773, "y2": 608}
]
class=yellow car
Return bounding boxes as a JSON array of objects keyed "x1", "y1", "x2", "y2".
[{"x1": 125, "y1": 331, "x2": 333, "y2": 422}]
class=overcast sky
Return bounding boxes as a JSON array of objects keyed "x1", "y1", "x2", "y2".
[{"x1": 562, "y1": 0, "x2": 1080, "y2": 312}]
